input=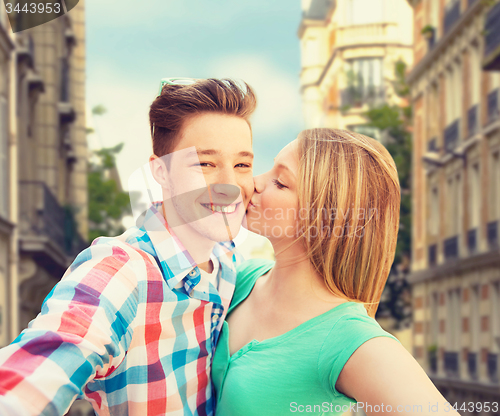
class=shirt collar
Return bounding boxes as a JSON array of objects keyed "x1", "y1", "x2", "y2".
[{"x1": 137, "y1": 202, "x2": 237, "y2": 291}]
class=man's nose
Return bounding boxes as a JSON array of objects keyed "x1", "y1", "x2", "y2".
[{"x1": 209, "y1": 184, "x2": 240, "y2": 203}]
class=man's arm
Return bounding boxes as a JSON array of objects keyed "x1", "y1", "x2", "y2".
[{"x1": 0, "y1": 241, "x2": 139, "y2": 416}]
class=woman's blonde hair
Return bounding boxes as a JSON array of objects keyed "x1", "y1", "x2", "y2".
[{"x1": 296, "y1": 128, "x2": 400, "y2": 318}]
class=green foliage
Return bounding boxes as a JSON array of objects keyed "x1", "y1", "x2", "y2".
[
  {"x1": 87, "y1": 143, "x2": 131, "y2": 242},
  {"x1": 363, "y1": 60, "x2": 413, "y2": 328},
  {"x1": 87, "y1": 105, "x2": 132, "y2": 243}
]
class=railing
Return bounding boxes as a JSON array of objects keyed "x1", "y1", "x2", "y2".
[
  {"x1": 487, "y1": 89, "x2": 499, "y2": 124},
  {"x1": 340, "y1": 85, "x2": 385, "y2": 109},
  {"x1": 467, "y1": 228, "x2": 477, "y2": 255},
  {"x1": 336, "y1": 22, "x2": 398, "y2": 48},
  {"x1": 444, "y1": 235, "x2": 458, "y2": 261},
  {"x1": 444, "y1": 351, "x2": 459, "y2": 377},
  {"x1": 444, "y1": 119, "x2": 460, "y2": 153},
  {"x1": 488, "y1": 353, "x2": 498, "y2": 383},
  {"x1": 444, "y1": 1, "x2": 461, "y2": 35},
  {"x1": 467, "y1": 105, "x2": 478, "y2": 137},
  {"x1": 19, "y1": 181, "x2": 87, "y2": 258},
  {"x1": 468, "y1": 352, "x2": 478, "y2": 379},
  {"x1": 484, "y1": 2, "x2": 500, "y2": 69},
  {"x1": 487, "y1": 220, "x2": 498, "y2": 250},
  {"x1": 428, "y1": 137, "x2": 438, "y2": 152},
  {"x1": 428, "y1": 244, "x2": 437, "y2": 267}
]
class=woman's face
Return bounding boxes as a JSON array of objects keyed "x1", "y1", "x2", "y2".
[{"x1": 246, "y1": 139, "x2": 300, "y2": 242}]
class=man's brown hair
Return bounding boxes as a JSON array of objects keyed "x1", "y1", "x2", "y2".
[{"x1": 149, "y1": 78, "x2": 257, "y2": 157}]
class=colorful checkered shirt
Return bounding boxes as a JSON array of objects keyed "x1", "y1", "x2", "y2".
[{"x1": 0, "y1": 202, "x2": 242, "y2": 416}]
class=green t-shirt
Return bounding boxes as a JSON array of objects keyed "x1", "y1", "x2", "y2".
[{"x1": 212, "y1": 259, "x2": 401, "y2": 416}]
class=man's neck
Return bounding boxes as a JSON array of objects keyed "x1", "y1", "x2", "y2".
[{"x1": 161, "y1": 202, "x2": 216, "y2": 273}]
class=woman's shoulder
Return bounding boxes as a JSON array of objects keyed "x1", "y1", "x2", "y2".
[
  {"x1": 230, "y1": 258, "x2": 274, "y2": 312},
  {"x1": 317, "y1": 303, "x2": 401, "y2": 397}
]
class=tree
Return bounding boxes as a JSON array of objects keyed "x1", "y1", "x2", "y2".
[
  {"x1": 364, "y1": 61, "x2": 412, "y2": 329},
  {"x1": 87, "y1": 106, "x2": 132, "y2": 242}
]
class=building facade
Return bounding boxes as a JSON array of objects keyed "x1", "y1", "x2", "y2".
[
  {"x1": 298, "y1": 0, "x2": 413, "y2": 141},
  {"x1": 407, "y1": 0, "x2": 500, "y2": 409},
  {"x1": 0, "y1": 1, "x2": 88, "y2": 346}
]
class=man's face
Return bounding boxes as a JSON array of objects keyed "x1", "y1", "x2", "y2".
[{"x1": 161, "y1": 112, "x2": 254, "y2": 242}]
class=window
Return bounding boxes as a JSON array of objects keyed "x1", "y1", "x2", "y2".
[
  {"x1": 445, "y1": 174, "x2": 461, "y2": 237},
  {"x1": 470, "y1": 286, "x2": 480, "y2": 352},
  {"x1": 470, "y1": 46, "x2": 480, "y2": 105},
  {"x1": 446, "y1": 288, "x2": 461, "y2": 351},
  {"x1": 0, "y1": 96, "x2": 8, "y2": 219},
  {"x1": 429, "y1": 186, "x2": 439, "y2": 236},
  {"x1": 431, "y1": 292, "x2": 439, "y2": 344},
  {"x1": 492, "y1": 282, "x2": 500, "y2": 351},
  {"x1": 469, "y1": 163, "x2": 480, "y2": 229},
  {"x1": 344, "y1": 58, "x2": 384, "y2": 107},
  {"x1": 445, "y1": 63, "x2": 462, "y2": 125},
  {"x1": 428, "y1": 83, "x2": 439, "y2": 139},
  {"x1": 490, "y1": 151, "x2": 500, "y2": 221}
]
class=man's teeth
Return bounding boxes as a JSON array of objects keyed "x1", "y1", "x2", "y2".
[{"x1": 202, "y1": 204, "x2": 237, "y2": 213}]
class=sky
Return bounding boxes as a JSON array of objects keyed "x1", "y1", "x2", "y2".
[
  {"x1": 85, "y1": 0, "x2": 304, "y2": 178},
  {"x1": 85, "y1": 0, "x2": 305, "y2": 252}
]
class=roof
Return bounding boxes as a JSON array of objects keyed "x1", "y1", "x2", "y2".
[{"x1": 303, "y1": 0, "x2": 335, "y2": 20}]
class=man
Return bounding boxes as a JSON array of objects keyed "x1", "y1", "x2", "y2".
[{"x1": 0, "y1": 78, "x2": 256, "y2": 416}]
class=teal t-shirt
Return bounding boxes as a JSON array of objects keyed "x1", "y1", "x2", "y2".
[{"x1": 212, "y1": 259, "x2": 401, "y2": 416}]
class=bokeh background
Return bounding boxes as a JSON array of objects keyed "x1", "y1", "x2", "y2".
[{"x1": 1, "y1": 0, "x2": 500, "y2": 414}]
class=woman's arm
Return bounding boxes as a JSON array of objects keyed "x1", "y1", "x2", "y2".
[{"x1": 336, "y1": 337, "x2": 461, "y2": 416}]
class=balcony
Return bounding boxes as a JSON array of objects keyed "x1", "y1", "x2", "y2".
[
  {"x1": 467, "y1": 228, "x2": 477, "y2": 254},
  {"x1": 467, "y1": 105, "x2": 478, "y2": 137},
  {"x1": 467, "y1": 352, "x2": 478, "y2": 380},
  {"x1": 487, "y1": 220, "x2": 498, "y2": 250},
  {"x1": 444, "y1": 351, "x2": 459, "y2": 377},
  {"x1": 444, "y1": 1, "x2": 461, "y2": 35},
  {"x1": 335, "y1": 22, "x2": 398, "y2": 49},
  {"x1": 483, "y1": 1, "x2": 500, "y2": 71},
  {"x1": 487, "y1": 89, "x2": 499, "y2": 124},
  {"x1": 428, "y1": 244, "x2": 437, "y2": 267},
  {"x1": 488, "y1": 353, "x2": 498, "y2": 383},
  {"x1": 444, "y1": 236, "x2": 459, "y2": 261},
  {"x1": 340, "y1": 85, "x2": 385, "y2": 109},
  {"x1": 19, "y1": 181, "x2": 88, "y2": 270},
  {"x1": 444, "y1": 119, "x2": 460, "y2": 153}
]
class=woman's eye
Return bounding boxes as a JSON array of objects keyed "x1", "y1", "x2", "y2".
[{"x1": 272, "y1": 179, "x2": 287, "y2": 189}]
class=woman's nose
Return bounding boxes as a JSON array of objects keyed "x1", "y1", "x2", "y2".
[{"x1": 253, "y1": 174, "x2": 264, "y2": 193}]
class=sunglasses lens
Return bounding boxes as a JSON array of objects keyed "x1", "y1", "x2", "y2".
[{"x1": 171, "y1": 79, "x2": 196, "y2": 85}]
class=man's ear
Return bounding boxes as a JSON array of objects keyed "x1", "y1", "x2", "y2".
[{"x1": 149, "y1": 154, "x2": 169, "y2": 190}]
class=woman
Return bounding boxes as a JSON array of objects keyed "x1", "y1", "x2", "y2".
[{"x1": 212, "y1": 128, "x2": 460, "y2": 416}]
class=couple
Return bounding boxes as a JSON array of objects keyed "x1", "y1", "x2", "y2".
[{"x1": 0, "y1": 78, "x2": 457, "y2": 416}]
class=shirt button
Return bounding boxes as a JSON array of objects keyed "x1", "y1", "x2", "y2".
[
  {"x1": 212, "y1": 314, "x2": 219, "y2": 323},
  {"x1": 189, "y1": 270, "x2": 197, "y2": 277}
]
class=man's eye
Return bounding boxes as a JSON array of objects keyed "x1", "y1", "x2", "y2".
[
  {"x1": 272, "y1": 179, "x2": 287, "y2": 189},
  {"x1": 192, "y1": 163, "x2": 213, "y2": 167},
  {"x1": 235, "y1": 163, "x2": 252, "y2": 168}
]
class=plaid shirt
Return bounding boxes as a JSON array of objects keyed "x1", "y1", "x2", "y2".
[{"x1": 0, "y1": 202, "x2": 242, "y2": 416}]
